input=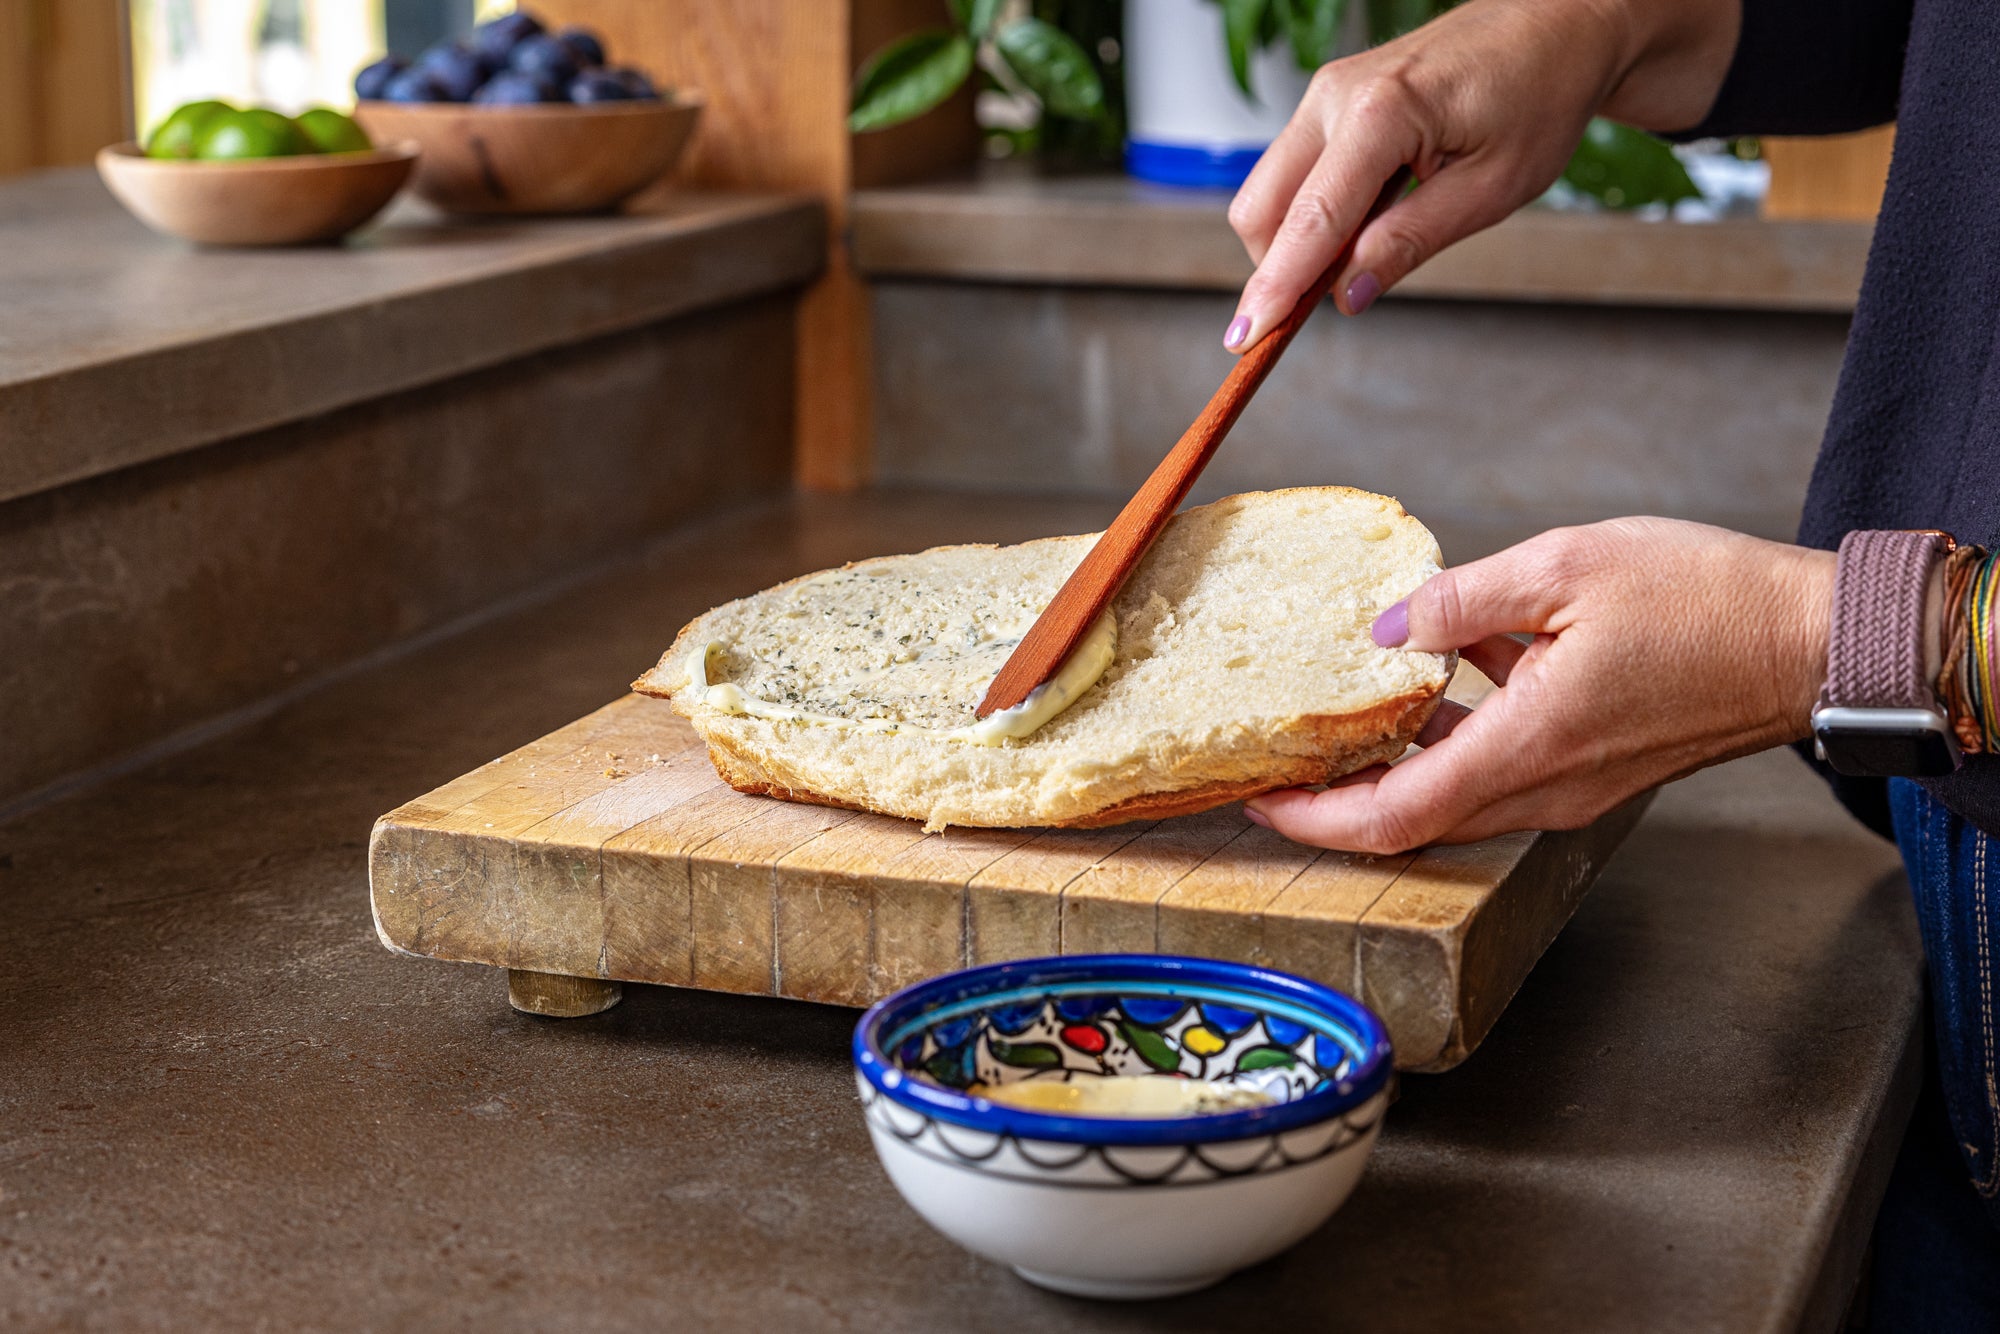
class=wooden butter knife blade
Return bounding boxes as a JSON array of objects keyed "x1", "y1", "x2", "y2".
[{"x1": 976, "y1": 167, "x2": 1414, "y2": 719}]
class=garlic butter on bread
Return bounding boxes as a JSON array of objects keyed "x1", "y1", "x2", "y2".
[{"x1": 633, "y1": 487, "x2": 1451, "y2": 831}]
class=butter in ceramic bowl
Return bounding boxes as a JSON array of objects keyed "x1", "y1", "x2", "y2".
[
  {"x1": 969, "y1": 1074, "x2": 1277, "y2": 1117},
  {"x1": 853, "y1": 954, "x2": 1393, "y2": 1301}
]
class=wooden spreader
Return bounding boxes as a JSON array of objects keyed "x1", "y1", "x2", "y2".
[{"x1": 370, "y1": 689, "x2": 1648, "y2": 1072}]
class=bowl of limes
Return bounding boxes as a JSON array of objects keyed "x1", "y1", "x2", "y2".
[
  {"x1": 348, "y1": 8, "x2": 698, "y2": 216},
  {"x1": 98, "y1": 101, "x2": 418, "y2": 247}
]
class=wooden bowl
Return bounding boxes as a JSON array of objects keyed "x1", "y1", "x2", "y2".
[
  {"x1": 351, "y1": 98, "x2": 700, "y2": 216},
  {"x1": 95, "y1": 141, "x2": 418, "y2": 246}
]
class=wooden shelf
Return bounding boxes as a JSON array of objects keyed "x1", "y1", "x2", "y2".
[{"x1": 854, "y1": 165, "x2": 1873, "y2": 313}]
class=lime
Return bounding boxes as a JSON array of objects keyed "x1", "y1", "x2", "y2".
[
  {"x1": 144, "y1": 100, "x2": 233, "y2": 160},
  {"x1": 193, "y1": 107, "x2": 312, "y2": 160},
  {"x1": 293, "y1": 107, "x2": 372, "y2": 154}
]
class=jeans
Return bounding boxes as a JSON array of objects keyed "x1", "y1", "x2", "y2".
[{"x1": 1871, "y1": 780, "x2": 2000, "y2": 1329}]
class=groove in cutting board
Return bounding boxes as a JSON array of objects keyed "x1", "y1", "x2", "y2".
[{"x1": 966, "y1": 821, "x2": 1158, "y2": 964}]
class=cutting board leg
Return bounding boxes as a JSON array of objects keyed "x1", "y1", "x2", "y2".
[{"x1": 507, "y1": 969, "x2": 623, "y2": 1018}]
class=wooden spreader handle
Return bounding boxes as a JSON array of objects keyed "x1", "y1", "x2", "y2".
[{"x1": 977, "y1": 167, "x2": 1415, "y2": 719}]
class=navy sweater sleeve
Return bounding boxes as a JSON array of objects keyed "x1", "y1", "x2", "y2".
[
  {"x1": 1709, "y1": 0, "x2": 2000, "y2": 837},
  {"x1": 1677, "y1": 0, "x2": 1914, "y2": 137}
]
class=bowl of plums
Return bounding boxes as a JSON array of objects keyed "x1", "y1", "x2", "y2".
[
  {"x1": 351, "y1": 8, "x2": 698, "y2": 216},
  {"x1": 98, "y1": 103, "x2": 416, "y2": 246}
]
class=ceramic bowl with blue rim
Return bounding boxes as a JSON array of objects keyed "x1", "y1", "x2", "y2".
[{"x1": 853, "y1": 954, "x2": 1392, "y2": 1300}]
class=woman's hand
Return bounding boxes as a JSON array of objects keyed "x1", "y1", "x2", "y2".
[
  {"x1": 1246, "y1": 519, "x2": 1835, "y2": 852},
  {"x1": 1223, "y1": 0, "x2": 1739, "y2": 350}
]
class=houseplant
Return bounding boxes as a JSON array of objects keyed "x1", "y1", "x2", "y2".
[
  {"x1": 849, "y1": 0, "x2": 1120, "y2": 159},
  {"x1": 850, "y1": 0, "x2": 1698, "y2": 207}
]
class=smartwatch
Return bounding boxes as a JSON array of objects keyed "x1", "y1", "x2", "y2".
[{"x1": 1812, "y1": 528, "x2": 1963, "y2": 778}]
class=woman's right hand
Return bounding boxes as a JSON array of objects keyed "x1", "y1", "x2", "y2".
[{"x1": 1223, "y1": 0, "x2": 1741, "y2": 351}]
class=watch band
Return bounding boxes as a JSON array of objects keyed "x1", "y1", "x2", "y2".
[{"x1": 1824, "y1": 529, "x2": 1951, "y2": 710}]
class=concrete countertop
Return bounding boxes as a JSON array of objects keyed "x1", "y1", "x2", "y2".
[
  {"x1": 854, "y1": 164, "x2": 1872, "y2": 314},
  {"x1": 0, "y1": 492, "x2": 1919, "y2": 1332},
  {"x1": 0, "y1": 169, "x2": 824, "y2": 506}
]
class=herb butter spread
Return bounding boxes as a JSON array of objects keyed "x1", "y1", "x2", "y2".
[
  {"x1": 692, "y1": 612, "x2": 1120, "y2": 748},
  {"x1": 633, "y1": 488, "x2": 1455, "y2": 833},
  {"x1": 684, "y1": 561, "x2": 1117, "y2": 746}
]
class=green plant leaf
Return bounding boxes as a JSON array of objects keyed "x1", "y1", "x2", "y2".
[
  {"x1": 1219, "y1": 0, "x2": 1269, "y2": 98},
  {"x1": 950, "y1": 0, "x2": 1005, "y2": 41},
  {"x1": 990, "y1": 1039, "x2": 1063, "y2": 1068},
  {"x1": 1116, "y1": 1019, "x2": 1184, "y2": 1073},
  {"x1": 849, "y1": 29, "x2": 976, "y2": 133},
  {"x1": 1365, "y1": 0, "x2": 1448, "y2": 45},
  {"x1": 1561, "y1": 117, "x2": 1702, "y2": 209},
  {"x1": 994, "y1": 17, "x2": 1106, "y2": 119},
  {"x1": 1260, "y1": 0, "x2": 1284, "y2": 44},
  {"x1": 1277, "y1": 0, "x2": 1343, "y2": 71},
  {"x1": 1235, "y1": 1046, "x2": 1302, "y2": 1072}
]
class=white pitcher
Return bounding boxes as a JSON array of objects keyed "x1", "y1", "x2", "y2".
[{"x1": 1124, "y1": 0, "x2": 1313, "y2": 188}]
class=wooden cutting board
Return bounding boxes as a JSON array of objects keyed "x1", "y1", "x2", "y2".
[{"x1": 370, "y1": 691, "x2": 1649, "y2": 1071}]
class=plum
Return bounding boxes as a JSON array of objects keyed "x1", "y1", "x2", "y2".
[
  {"x1": 416, "y1": 41, "x2": 485, "y2": 101},
  {"x1": 554, "y1": 26, "x2": 605, "y2": 68},
  {"x1": 381, "y1": 67, "x2": 448, "y2": 103},
  {"x1": 507, "y1": 33, "x2": 578, "y2": 87},
  {"x1": 610, "y1": 67, "x2": 661, "y2": 100},
  {"x1": 567, "y1": 69, "x2": 633, "y2": 103},
  {"x1": 471, "y1": 9, "x2": 544, "y2": 66},
  {"x1": 353, "y1": 54, "x2": 407, "y2": 101},
  {"x1": 471, "y1": 70, "x2": 557, "y2": 104}
]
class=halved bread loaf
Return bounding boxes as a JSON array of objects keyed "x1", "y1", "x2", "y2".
[{"x1": 633, "y1": 487, "x2": 1451, "y2": 831}]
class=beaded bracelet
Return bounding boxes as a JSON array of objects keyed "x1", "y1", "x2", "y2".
[{"x1": 1939, "y1": 544, "x2": 2000, "y2": 755}]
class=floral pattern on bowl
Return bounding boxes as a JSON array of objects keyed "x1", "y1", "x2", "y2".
[
  {"x1": 903, "y1": 990, "x2": 1346, "y2": 1103},
  {"x1": 853, "y1": 954, "x2": 1393, "y2": 1300}
]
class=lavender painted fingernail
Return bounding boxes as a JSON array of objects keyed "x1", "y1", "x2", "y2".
[
  {"x1": 1346, "y1": 272, "x2": 1382, "y2": 315},
  {"x1": 1372, "y1": 599, "x2": 1409, "y2": 647},
  {"x1": 1224, "y1": 315, "x2": 1251, "y2": 350},
  {"x1": 1244, "y1": 805, "x2": 1271, "y2": 828}
]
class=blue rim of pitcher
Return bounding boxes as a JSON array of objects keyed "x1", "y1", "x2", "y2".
[{"x1": 853, "y1": 954, "x2": 1393, "y2": 1146}]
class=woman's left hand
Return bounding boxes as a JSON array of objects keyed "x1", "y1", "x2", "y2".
[{"x1": 1246, "y1": 517, "x2": 1837, "y2": 852}]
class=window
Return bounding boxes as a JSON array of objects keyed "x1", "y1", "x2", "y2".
[{"x1": 128, "y1": 0, "x2": 515, "y2": 137}]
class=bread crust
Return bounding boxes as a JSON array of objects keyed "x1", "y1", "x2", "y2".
[{"x1": 693, "y1": 682, "x2": 1444, "y2": 829}]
